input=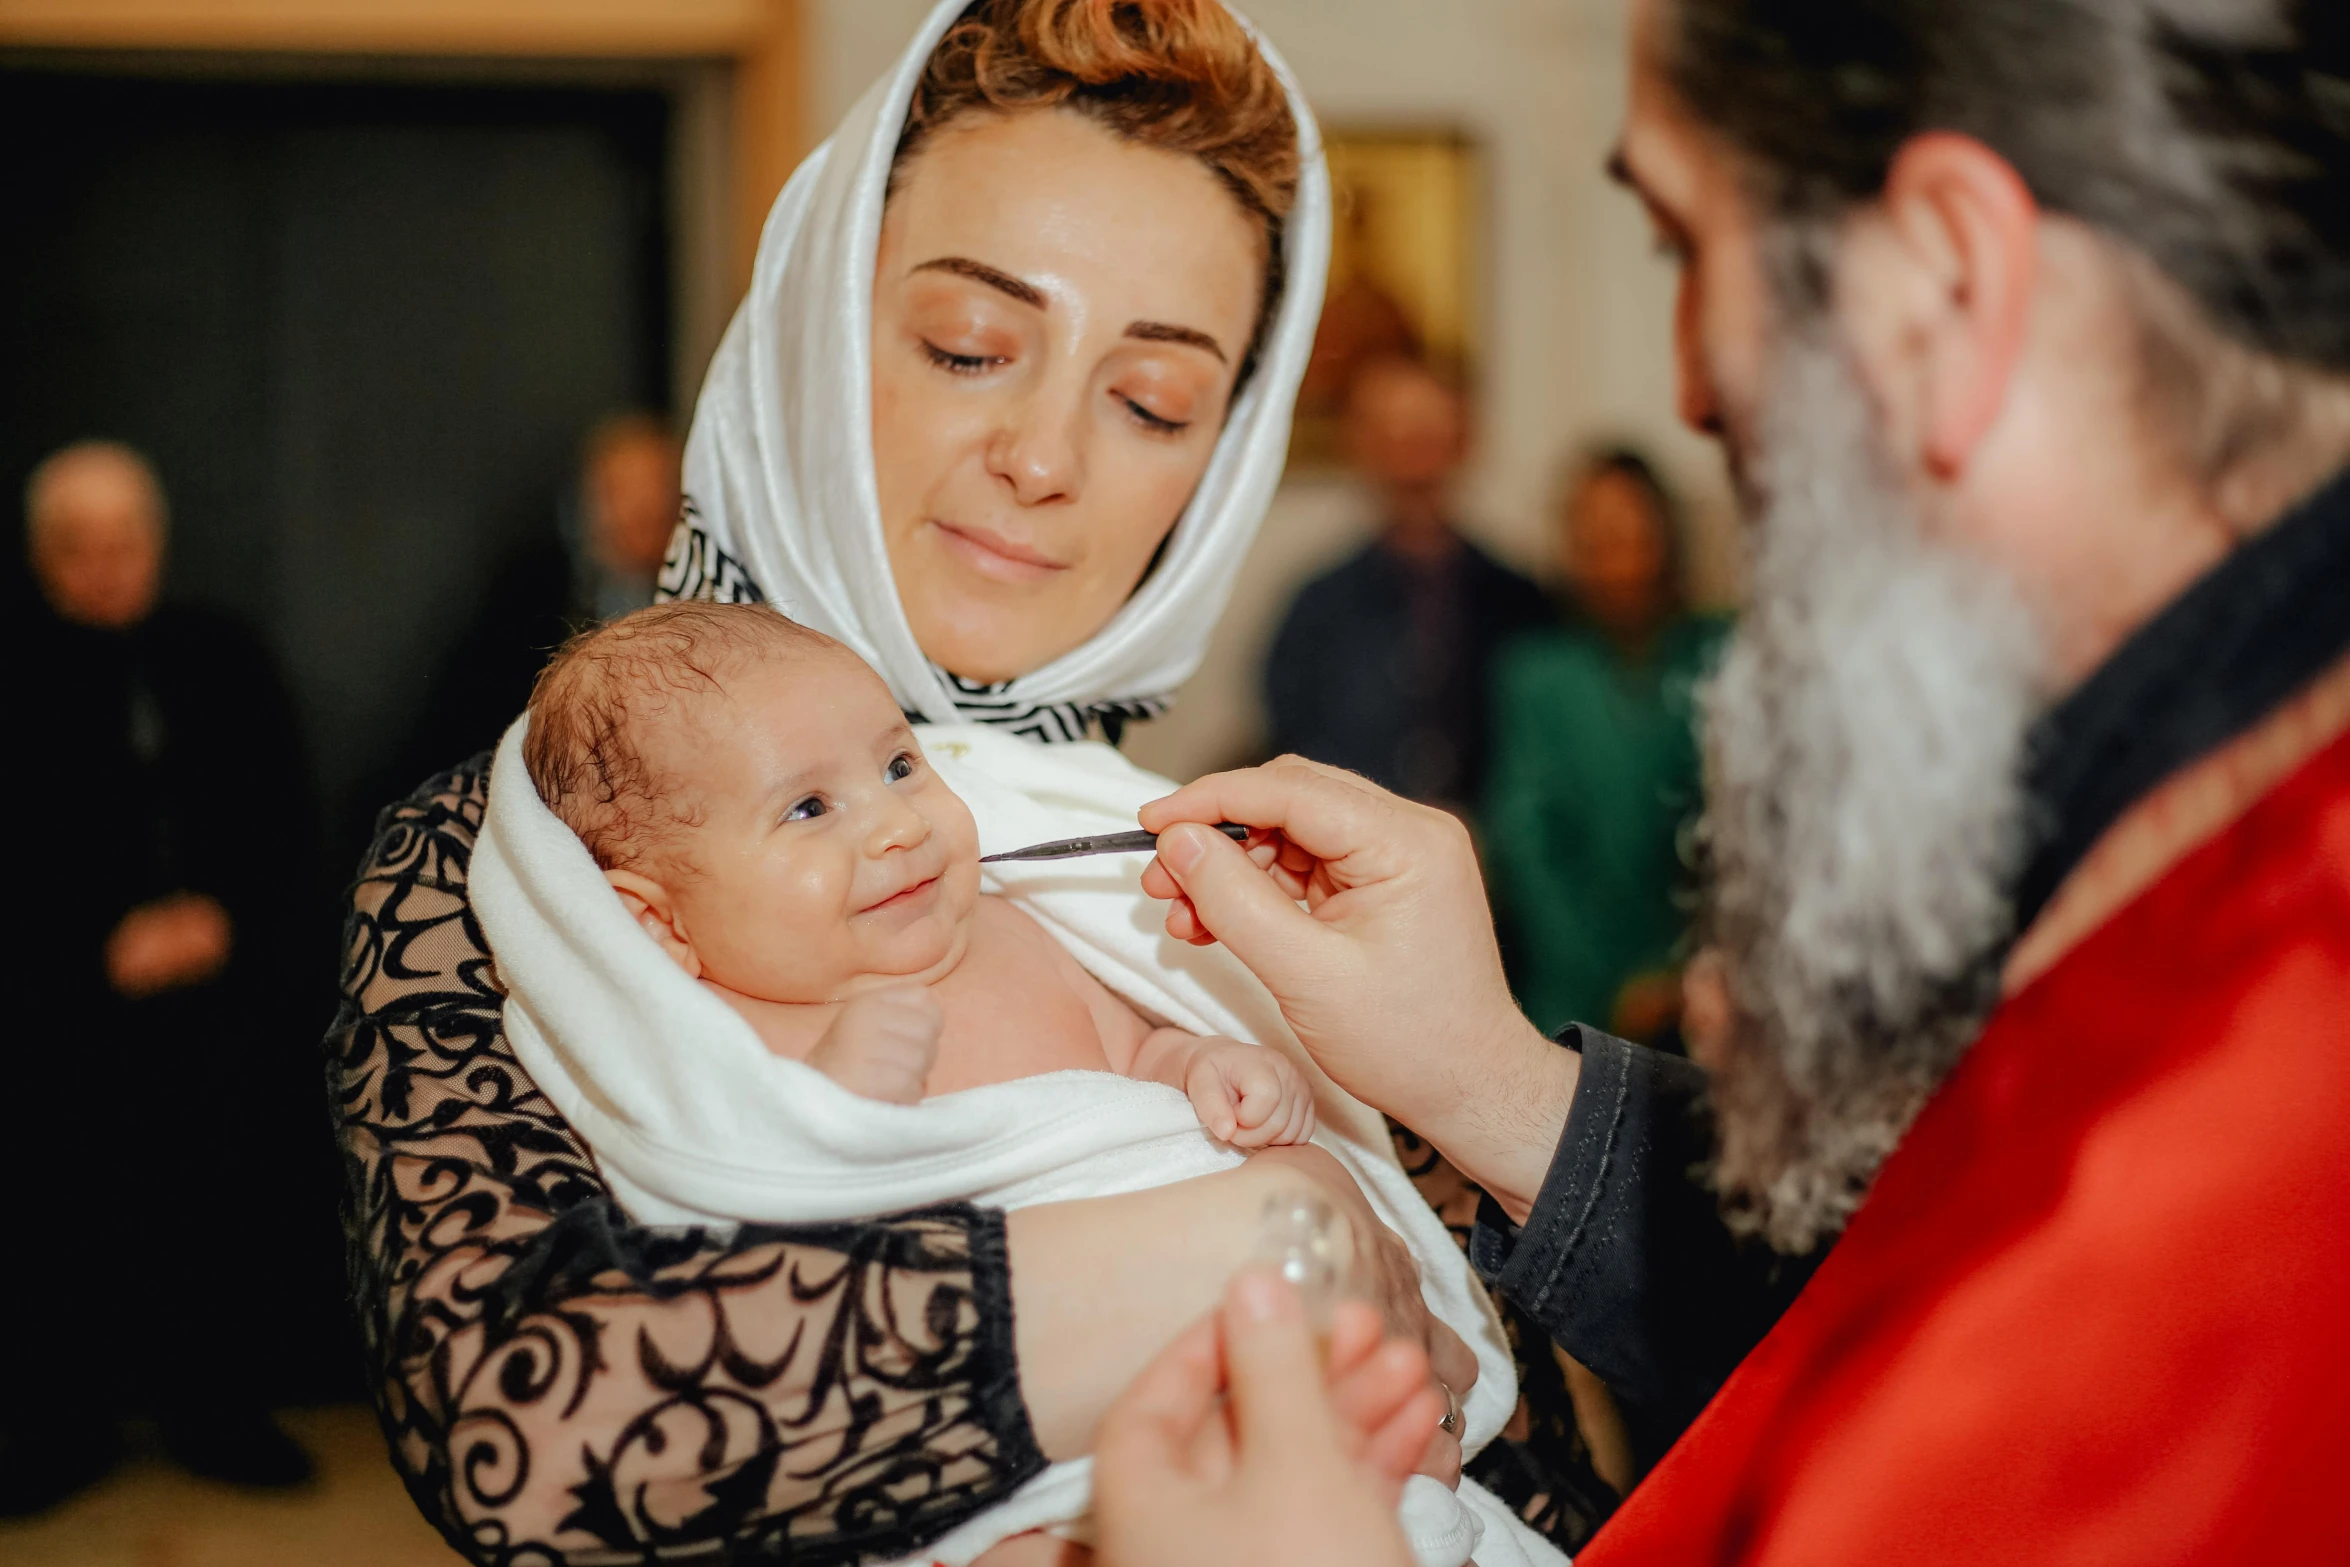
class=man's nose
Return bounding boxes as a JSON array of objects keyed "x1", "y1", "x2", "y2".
[{"x1": 986, "y1": 377, "x2": 1086, "y2": 508}]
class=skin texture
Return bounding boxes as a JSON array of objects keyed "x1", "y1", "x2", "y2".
[
  {"x1": 30, "y1": 444, "x2": 236, "y2": 999},
  {"x1": 870, "y1": 108, "x2": 1265, "y2": 683},
  {"x1": 594, "y1": 637, "x2": 1316, "y2": 1139}
]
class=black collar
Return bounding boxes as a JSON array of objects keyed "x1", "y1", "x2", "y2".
[{"x1": 2013, "y1": 464, "x2": 2350, "y2": 935}]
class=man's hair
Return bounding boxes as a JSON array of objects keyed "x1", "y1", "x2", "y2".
[
  {"x1": 894, "y1": 0, "x2": 1300, "y2": 376},
  {"x1": 24, "y1": 440, "x2": 168, "y2": 548},
  {"x1": 1668, "y1": 0, "x2": 2350, "y2": 483},
  {"x1": 1668, "y1": 0, "x2": 2350, "y2": 362},
  {"x1": 524, "y1": 602, "x2": 841, "y2": 871}
]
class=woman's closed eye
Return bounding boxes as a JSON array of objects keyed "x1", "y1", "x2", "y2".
[
  {"x1": 1118, "y1": 393, "x2": 1190, "y2": 436},
  {"x1": 923, "y1": 339, "x2": 1006, "y2": 376}
]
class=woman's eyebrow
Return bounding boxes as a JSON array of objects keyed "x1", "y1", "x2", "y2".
[
  {"x1": 1126, "y1": 320, "x2": 1228, "y2": 364},
  {"x1": 913, "y1": 255, "x2": 1044, "y2": 308}
]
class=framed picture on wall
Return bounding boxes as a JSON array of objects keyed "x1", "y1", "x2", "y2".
[{"x1": 1293, "y1": 125, "x2": 1482, "y2": 469}]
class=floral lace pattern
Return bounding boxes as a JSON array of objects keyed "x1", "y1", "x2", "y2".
[{"x1": 326, "y1": 759, "x2": 1042, "y2": 1565}]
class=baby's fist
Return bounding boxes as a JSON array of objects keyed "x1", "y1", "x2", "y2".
[
  {"x1": 809, "y1": 988, "x2": 942, "y2": 1104},
  {"x1": 1186, "y1": 1039, "x2": 1317, "y2": 1148}
]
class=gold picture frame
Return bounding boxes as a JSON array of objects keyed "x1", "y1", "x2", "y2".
[{"x1": 1294, "y1": 126, "x2": 1482, "y2": 468}]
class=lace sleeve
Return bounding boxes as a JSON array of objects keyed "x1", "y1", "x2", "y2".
[{"x1": 328, "y1": 759, "x2": 1045, "y2": 1565}]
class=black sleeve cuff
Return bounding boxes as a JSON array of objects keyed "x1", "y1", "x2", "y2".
[{"x1": 1468, "y1": 1024, "x2": 1660, "y2": 1327}]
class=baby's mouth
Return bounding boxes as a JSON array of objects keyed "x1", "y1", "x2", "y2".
[{"x1": 860, "y1": 873, "x2": 943, "y2": 917}]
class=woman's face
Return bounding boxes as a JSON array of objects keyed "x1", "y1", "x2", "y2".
[
  {"x1": 1564, "y1": 469, "x2": 1674, "y2": 639},
  {"x1": 872, "y1": 108, "x2": 1267, "y2": 683}
]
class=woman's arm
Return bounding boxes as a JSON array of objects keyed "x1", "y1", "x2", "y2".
[{"x1": 333, "y1": 761, "x2": 1044, "y2": 1564}]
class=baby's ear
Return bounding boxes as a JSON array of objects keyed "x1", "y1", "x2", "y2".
[{"x1": 605, "y1": 868, "x2": 703, "y2": 979}]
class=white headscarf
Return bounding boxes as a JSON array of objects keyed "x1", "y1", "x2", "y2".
[{"x1": 663, "y1": 0, "x2": 1331, "y2": 738}]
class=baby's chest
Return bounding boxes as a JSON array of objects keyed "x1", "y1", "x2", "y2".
[{"x1": 925, "y1": 947, "x2": 1117, "y2": 1096}]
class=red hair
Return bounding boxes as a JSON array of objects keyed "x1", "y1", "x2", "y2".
[{"x1": 894, "y1": 0, "x2": 1301, "y2": 369}]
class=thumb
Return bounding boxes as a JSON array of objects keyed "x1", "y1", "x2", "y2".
[
  {"x1": 1156, "y1": 823, "x2": 1331, "y2": 978},
  {"x1": 1221, "y1": 1271, "x2": 1344, "y2": 1456}
]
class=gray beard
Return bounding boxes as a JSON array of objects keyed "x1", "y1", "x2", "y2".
[{"x1": 1700, "y1": 331, "x2": 2052, "y2": 1254}]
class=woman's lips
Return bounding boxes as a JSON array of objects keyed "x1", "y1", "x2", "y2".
[
  {"x1": 861, "y1": 874, "x2": 942, "y2": 917},
  {"x1": 930, "y1": 520, "x2": 1068, "y2": 585}
]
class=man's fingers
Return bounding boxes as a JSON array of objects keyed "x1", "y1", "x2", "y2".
[
  {"x1": 1370, "y1": 1384, "x2": 1451, "y2": 1492},
  {"x1": 1425, "y1": 1319, "x2": 1479, "y2": 1406},
  {"x1": 1150, "y1": 823, "x2": 1333, "y2": 972},
  {"x1": 1140, "y1": 758, "x2": 1398, "y2": 870},
  {"x1": 1219, "y1": 1272, "x2": 1342, "y2": 1454},
  {"x1": 1095, "y1": 1312, "x2": 1224, "y2": 1479}
]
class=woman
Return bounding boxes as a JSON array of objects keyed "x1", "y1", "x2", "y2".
[
  {"x1": 1483, "y1": 449, "x2": 1728, "y2": 1045},
  {"x1": 334, "y1": 4, "x2": 1596, "y2": 1561}
]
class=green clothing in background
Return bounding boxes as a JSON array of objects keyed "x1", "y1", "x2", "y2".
[{"x1": 1481, "y1": 613, "x2": 1731, "y2": 1037}]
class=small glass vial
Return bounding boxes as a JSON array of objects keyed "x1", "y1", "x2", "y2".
[{"x1": 1252, "y1": 1190, "x2": 1358, "y2": 1353}]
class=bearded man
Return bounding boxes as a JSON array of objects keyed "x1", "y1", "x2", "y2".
[{"x1": 1097, "y1": 0, "x2": 2350, "y2": 1560}]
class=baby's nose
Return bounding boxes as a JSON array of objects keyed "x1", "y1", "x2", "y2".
[{"x1": 866, "y1": 794, "x2": 934, "y2": 854}]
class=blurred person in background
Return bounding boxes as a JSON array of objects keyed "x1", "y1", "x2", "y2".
[
  {"x1": 1264, "y1": 355, "x2": 1549, "y2": 812},
  {"x1": 399, "y1": 410, "x2": 681, "y2": 775},
  {"x1": 1483, "y1": 449, "x2": 1729, "y2": 1045},
  {"x1": 2, "y1": 440, "x2": 317, "y2": 1514}
]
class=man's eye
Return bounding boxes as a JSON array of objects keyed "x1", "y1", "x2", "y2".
[
  {"x1": 785, "y1": 795, "x2": 827, "y2": 823},
  {"x1": 886, "y1": 752, "x2": 917, "y2": 783}
]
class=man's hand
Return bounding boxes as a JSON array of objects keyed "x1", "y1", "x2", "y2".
[
  {"x1": 1184, "y1": 1038, "x2": 1317, "y2": 1148},
  {"x1": 1094, "y1": 1273, "x2": 1433, "y2": 1567},
  {"x1": 1138, "y1": 758, "x2": 1578, "y2": 1221},
  {"x1": 106, "y1": 891, "x2": 233, "y2": 999},
  {"x1": 806, "y1": 988, "x2": 942, "y2": 1103}
]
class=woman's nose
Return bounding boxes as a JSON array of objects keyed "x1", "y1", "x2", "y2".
[{"x1": 986, "y1": 382, "x2": 1086, "y2": 507}]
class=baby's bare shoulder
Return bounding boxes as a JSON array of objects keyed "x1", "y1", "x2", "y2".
[{"x1": 970, "y1": 897, "x2": 1145, "y2": 1023}]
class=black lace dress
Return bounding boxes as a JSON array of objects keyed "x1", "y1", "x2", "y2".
[{"x1": 328, "y1": 759, "x2": 1044, "y2": 1564}]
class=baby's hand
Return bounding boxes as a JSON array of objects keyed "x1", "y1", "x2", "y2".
[
  {"x1": 1185, "y1": 1038, "x2": 1317, "y2": 1148},
  {"x1": 808, "y1": 988, "x2": 942, "y2": 1104}
]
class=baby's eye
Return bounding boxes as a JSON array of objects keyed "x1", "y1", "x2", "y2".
[
  {"x1": 784, "y1": 795, "x2": 828, "y2": 823},
  {"x1": 886, "y1": 752, "x2": 917, "y2": 784}
]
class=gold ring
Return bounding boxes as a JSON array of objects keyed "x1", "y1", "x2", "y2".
[{"x1": 1437, "y1": 1382, "x2": 1461, "y2": 1436}]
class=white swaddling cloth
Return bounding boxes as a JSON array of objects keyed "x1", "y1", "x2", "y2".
[{"x1": 473, "y1": 716, "x2": 1569, "y2": 1567}]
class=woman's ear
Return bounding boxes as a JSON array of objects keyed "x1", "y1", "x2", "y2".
[{"x1": 606, "y1": 868, "x2": 703, "y2": 979}]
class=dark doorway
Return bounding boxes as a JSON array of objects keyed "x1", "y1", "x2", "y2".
[{"x1": 0, "y1": 65, "x2": 675, "y2": 862}]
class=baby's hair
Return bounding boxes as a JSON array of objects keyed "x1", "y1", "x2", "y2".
[{"x1": 524, "y1": 602, "x2": 842, "y2": 871}]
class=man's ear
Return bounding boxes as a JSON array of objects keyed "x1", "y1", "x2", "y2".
[
  {"x1": 1857, "y1": 132, "x2": 2040, "y2": 480},
  {"x1": 605, "y1": 867, "x2": 702, "y2": 979}
]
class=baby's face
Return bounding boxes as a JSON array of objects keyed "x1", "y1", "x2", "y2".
[{"x1": 657, "y1": 648, "x2": 982, "y2": 1003}]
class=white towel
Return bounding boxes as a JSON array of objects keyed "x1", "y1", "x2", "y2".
[{"x1": 473, "y1": 716, "x2": 1569, "y2": 1567}]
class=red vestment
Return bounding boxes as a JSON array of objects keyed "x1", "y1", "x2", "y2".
[{"x1": 1584, "y1": 727, "x2": 2350, "y2": 1564}]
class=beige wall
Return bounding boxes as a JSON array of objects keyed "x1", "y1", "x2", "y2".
[{"x1": 810, "y1": 0, "x2": 1738, "y2": 780}]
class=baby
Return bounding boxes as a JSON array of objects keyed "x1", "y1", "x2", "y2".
[{"x1": 521, "y1": 601, "x2": 1317, "y2": 1148}]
